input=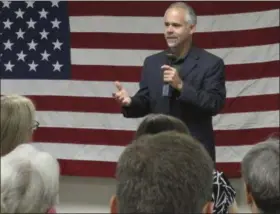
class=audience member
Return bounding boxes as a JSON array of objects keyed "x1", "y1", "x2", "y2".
[
  {"x1": 110, "y1": 131, "x2": 214, "y2": 213},
  {"x1": 134, "y1": 113, "x2": 238, "y2": 214},
  {"x1": 241, "y1": 136, "x2": 280, "y2": 213},
  {"x1": 1, "y1": 144, "x2": 60, "y2": 213},
  {"x1": 1, "y1": 94, "x2": 38, "y2": 156}
]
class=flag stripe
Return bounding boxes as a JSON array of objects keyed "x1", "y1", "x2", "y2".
[
  {"x1": 2, "y1": 78, "x2": 278, "y2": 98},
  {"x1": 70, "y1": 44, "x2": 279, "y2": 66},
  {"x1": 68, "y1": 1, "x2": 280, "y2": 16},
  {"x1": 25, "y1": 94, "x2": 279, "y2": 114},
  {"x1": 69, "y1": 9, "x2": 279, "y2": 33},
  {"x1": 34, "y1": 111, "x2": 279, "y2": 131},
  {"x1": 33, "y1": 127, "x2": 279, "y2": 147},
  {"x1": 71, "y1": 61, "x2": 280, "y2": 82},
  {"x1": 71, "y1": 27, "x2": 280, "y2": 50},
  {"x1": 31, "y1": 142, "x2": 253, "y2": 163},
  {"x1": 57, "y1": 159, "x2": 242, "y2": 178}
]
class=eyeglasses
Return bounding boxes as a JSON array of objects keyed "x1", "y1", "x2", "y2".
[{"x1": 32, "y1": 120, "x2": 40, "y2": 130}]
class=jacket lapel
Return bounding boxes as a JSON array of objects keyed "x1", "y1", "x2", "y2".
[{"x1": 179, "y1": 46, "x2": 200, "y2": 80}]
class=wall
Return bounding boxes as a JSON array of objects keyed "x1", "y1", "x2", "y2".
[{"x1": 56, "y1": 176, "x2": 251, "y2": 213}]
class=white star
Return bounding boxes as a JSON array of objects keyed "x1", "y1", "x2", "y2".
[
  {"x1": 2, "y1": 1, "x2": 11, "y2": 8},
  {"x1": 26, "y1": 18, "x2": 36, "y2": 29},
  {"x1": 3, "y1": 39, "x2": 13, "y2": 50},
  {"x1": 52, "y1": 61, "x2": 63, "y2": 71},
  {"x1": 16, "y1": 50, "x2": 27, "y2": 61},
  {"x1": 51, "y1": 1, "x2": 59, "y2": 7},
  {"x1": 41, "y1": 50, "x2": 50, "y2": 61},
  {"x1": 3, "y1": 18, "x2": 13, "y2": 29},
  {"x1": 15, "y1": 28, "x2": 25, "y2": 39},
  {"x1": 39, "y1": 29, "x2": 49, "y2": 40},
  {"x1": 4, "y1": 61, "x2": 14, "y2": 72},
  {"x1": 25, "y1": 1, "x2": 34, "y2": 8},
  {"x1": 51, "y1": 18, "x2": 61, "y2": 29},
  {"x1": 15, "y1": 8, "x2": 25, "y2": 19},
  {"x1": 27, "y1": 39, "x2": 38, "y2": 50},
  {"x1": 28, "y1": 61, "x2": 38, "y2": 71},
  {"x1": 38, "y1": 8, "x2": 48, "y2": 19},
  {"x1": 52, "y1": 39, "x2": 63, "y2": 50}
]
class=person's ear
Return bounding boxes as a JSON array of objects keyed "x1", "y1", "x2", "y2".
[
  {"x1": 202, "y1": 201, "x2": 214, "y2": 213},
  {"x1": 109, "y1": 195, "x2": 118, "y2": 214}
]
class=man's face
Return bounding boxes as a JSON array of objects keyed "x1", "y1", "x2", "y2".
[{"x1": 164, "y1": 8, "x2": 195, "y2": 49}]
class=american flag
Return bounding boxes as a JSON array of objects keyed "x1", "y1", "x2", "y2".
[{"x1": 1, "y1": 1, "x2": 279, "y2": 178}]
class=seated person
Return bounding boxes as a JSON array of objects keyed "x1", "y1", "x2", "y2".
[
  {"x1": 1, "y1": 94, "x2": 38, "y2": 156},
  {"x1": 1, "y1": 144, "x2": 60, "y2": 213},
  {"x1": 111, "y1": 131, "x2": 214, "y2": 213},
  {"x1": 134, "y1": 113, "x2": 238, "y2": 214},
  {"x1": 241, "y1": 136, "x2": 280, "y2": 213}
]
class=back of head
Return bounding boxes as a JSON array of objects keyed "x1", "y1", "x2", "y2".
[
  {"x1": 241, "y1": 136, "x2": 280, "y2": 213},
  {"x1": 1, "y1": 144, "x2": 60, "y2": 213},
  {"x1": 116, "y1": 131, "x2": 214, "y2": 213},
  {"x1": 135, "y1": 114, "x2": 190, "y2": 138},
  {"x1": 1, "y1": 94, "x2": 36, "y2": 156}
]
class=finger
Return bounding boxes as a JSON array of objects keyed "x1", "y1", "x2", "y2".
[
  {"x1": 115, "y1": 81, "x2": 123, "y2": 91},
  {"x1": 161, "y1": 65, "x2": 172, "y2": 70},
  {"x1": 163, "y1": 75, "x2": 172, "y2": 82},
  {"x1": 163, "y1": 70, "x2": 172, "y2": 75}
]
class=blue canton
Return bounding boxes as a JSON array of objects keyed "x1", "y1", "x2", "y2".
[{"x1": 1, "y1": 0, "x2": 71, "y2": 79}]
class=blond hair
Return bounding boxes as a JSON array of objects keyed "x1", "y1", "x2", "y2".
[{"x1": 1, "y1": 94, "x2": 36, "y2": 156}]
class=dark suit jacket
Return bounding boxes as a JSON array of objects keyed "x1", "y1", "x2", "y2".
[{"x1": 122, "y1": 45, "x2": 227, "y2": 161}]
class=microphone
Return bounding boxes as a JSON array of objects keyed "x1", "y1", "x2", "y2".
[{"x1": 162, "y1": 52, "x2": 176, "y2": 97}]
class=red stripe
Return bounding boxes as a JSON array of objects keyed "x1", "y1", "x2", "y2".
[
  {"x1": 71, "y1": 61, "x2": 280, "y2": 82},
  {"x1": 221, "y1": 94, "x2": 280, "y2": 114},
  {"x1": 59, "y1": 159, "x2": 242, "y2": 178},
  {"x1": 33, "y1": 127, "x2": 279, "y2": 147},
  {"x1": 28, "y1": 94, "x2": 279, "y2": 114},
  {"x1": 71, "y1": 27, "x2": 280, "y2": 49},
  {"x1": 68, "y1": 1, "x2": 280, "y2": 16}
]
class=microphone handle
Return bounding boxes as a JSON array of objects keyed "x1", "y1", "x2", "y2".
[
  {"x1": 162, "y1": 56, "x2": 173, "y2": 97},
  {"x1": 162, "y1": 84, "x2": 169, "y2": 96}
]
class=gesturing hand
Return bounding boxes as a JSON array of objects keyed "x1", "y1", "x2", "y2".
[
  {"x1": 161, "y1": 65, "x2": 183, "y2": 91},
  {"x1": 112, "y1": 81, "x2": 132, "y2": 106}
]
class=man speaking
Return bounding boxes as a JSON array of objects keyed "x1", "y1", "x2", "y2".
[{"x1": 113, "y1": 2, "x2": 226, "y2": 161}]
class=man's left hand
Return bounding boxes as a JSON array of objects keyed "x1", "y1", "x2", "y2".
[{"x1": 161, "y1": 65, "x2": 183, "y2": 91}]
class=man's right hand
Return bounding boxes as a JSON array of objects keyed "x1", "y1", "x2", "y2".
[{"x1": 113, "y1": 81, "x2": 132, "y2": 106}]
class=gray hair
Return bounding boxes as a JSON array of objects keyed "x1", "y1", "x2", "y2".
[
  {"x1": 166, "y1": 2, "x2": 197, "y2": 25},
  {"x1": 241, "y1": 136, "x2": 280, "y2": 213},
  {"x1": 116, "y1": 131, "x2": 214, "y2": 213},
  {"x1": 1, "y1": 144, "x2": 60, "y2": 213}
]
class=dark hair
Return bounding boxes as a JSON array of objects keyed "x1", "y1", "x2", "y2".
[
  {"x1": 135, "y1": 113, "x2": 190, "y2": 138},
  {"x1": 116, "y1": 131, "x2": 214, "y2": 213}
]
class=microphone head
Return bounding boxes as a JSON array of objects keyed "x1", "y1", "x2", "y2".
[{"x1": 166, "y1": 51, "x2": 177, "y2": 64}]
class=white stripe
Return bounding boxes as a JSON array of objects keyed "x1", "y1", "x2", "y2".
[
  {"x1": 69, "y1": 9, "x2": 279, "y2": 33},
  {"x1": 35, "y1": 111, "x2": 279, "y2": 131},
  {"x1": 31, "y1": 142, "x2": 254, "y2": 163},
  {"x1": 1, "y1": 77, "x2": 279, "y2": 98},
  {"x1": 70, "y1": 44, "x2": 279, "y2": 66}
]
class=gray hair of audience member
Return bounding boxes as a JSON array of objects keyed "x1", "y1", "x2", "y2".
[
  {"x1": 1, "y1": 94, "x2": 37, "y2": 156},
  {"x1": 1, "y1": 144, "x2": 60, "y2": 213},
  {"x1": 241, "y1": 136, "x2": 280, "y2": 213},
  {"x1": 111, "y1": 131, "x2": 214, "y2": 213},
  {"x1": 165, "y1": 1, "x2": 197, "y2": 25},
  {"x1": 135, "y1": 113, "x2": 190, "y2": 139}
]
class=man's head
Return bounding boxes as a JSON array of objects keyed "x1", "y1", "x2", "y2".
[
  {"x1": 135, "y1": 113, "x2": 190, "y2": 139},
  {"x1": 164, "y1": 2, "x2": 197, "y2": 50},
  {"x1": 111, "y1": 131, "x2": 214, "y2": 213},
  {"x1": 241, "y1": 136, "x2": 280, "y2": 213}
]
